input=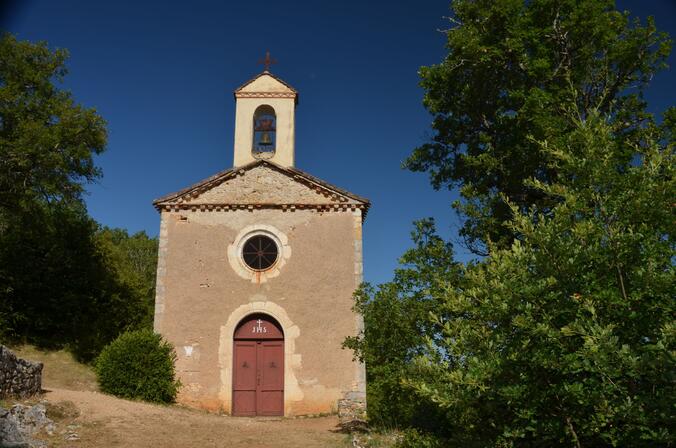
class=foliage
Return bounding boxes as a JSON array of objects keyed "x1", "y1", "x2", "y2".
[
  {"x1": 0, "y1": 203, "x2": 156, "y2": 361},
  {"x1": 0, "y1": 34, "x2": 157, "y2": 361},
  {"x1": 344, "y1": 219, "x2": 462, "y2": 429},
  {"x1": 405, "y1": 0, "x2": 671, "y2": 254},
  {"x1": 95, "y1": 329, "x2": 179, "y2": 403},
  {"x1": 96, "y1": 228, "x2": 158, "y2": 330},
  {"x1": 349, "y1": 2, "x2": 674, "y2": 446},
  {"x1": 406, "y1": 114, "x2": 673, "y2": 446},
  {"x1": 397, "y1": 429, "x2": 444, "y2": 448},
  {"x1": 0, "y1": 33, "x2": 106, "y2": 212}
]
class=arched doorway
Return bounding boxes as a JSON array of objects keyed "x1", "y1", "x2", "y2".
[{"x1": 232, "y1": 313, "x2": 284, "y2": 416}]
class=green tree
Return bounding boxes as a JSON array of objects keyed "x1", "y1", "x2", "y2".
[
  {"x1": 0, "y1": 33, "x2": 110, "y2": 358},
  {"x1": 346, "y1": 2, "x2": 674, "y2": 446},
  {"x1": 0, "y1": 33, "x2": 106, "y2": 212},
  {"x1": 96, "y1": 228, "x2": 158, "y2": 330},
  {"x1": 344, "y1": 219, "x2": 462, "y2": 429},
  {"x1": 406, "y1": 112, "x2": 674, "y2": 446},
  {"x1": 406, "y1": 0, "x2": 671, "y2": 255},
  {"x1": 0, "y1": 34, "x2": 156, "y2": 361},
  {"x1": 0, "y1": 203, "x2": 157, "y2": 361}
]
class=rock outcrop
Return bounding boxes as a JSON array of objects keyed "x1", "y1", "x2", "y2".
[
  {"x1": 0, "y1": 347, "x2": 42, "y2": 399},
  {"x1": 0, "y1": 404, "x2": 53, "y2": 448}
]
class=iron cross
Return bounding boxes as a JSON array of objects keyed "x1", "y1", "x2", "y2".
[{"x1": 258, "y1": 51, "x2": 277, "y2": 71}]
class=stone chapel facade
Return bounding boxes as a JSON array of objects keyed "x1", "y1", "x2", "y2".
[{"x1": 152, "y1": 70, "x2": 368, "y2": 417}]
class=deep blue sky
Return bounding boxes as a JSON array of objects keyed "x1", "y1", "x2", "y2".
[{"x1": 4, "y1": 0, "x2": 675, "y2": 286}]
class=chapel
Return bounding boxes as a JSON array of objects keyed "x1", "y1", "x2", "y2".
[{"x1": 151, "y1": 66, "x2": 369, "y2": 417}]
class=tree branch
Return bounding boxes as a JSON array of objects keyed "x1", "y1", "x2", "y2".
[{"x1": 566, "y1": 416, "x2": 582, "y2": 448}]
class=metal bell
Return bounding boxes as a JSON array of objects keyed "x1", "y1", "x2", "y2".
[{"x1": 259, "y1": 131, "x2": 272, "y2": 146}]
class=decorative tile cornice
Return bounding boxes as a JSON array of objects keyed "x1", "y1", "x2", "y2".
[
  {"x1": 233, "y1": 70, "x2": 299, "y2": 104},
  {"x1": 158, "y1": 202, "x2": 368, "y2": 215},
  {"x1": 234, "y1": 91, "x2": 297, "y2": 100}
]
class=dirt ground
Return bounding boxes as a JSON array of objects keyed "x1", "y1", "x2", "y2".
[
  {"x1": 8, "y1": 346, "x2": 351, "y2": 448},
  {"x1": 39, "y1": 388, "x2": 350, "y2": 448}
]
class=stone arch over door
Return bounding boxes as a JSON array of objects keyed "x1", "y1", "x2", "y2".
[{"x1": 218, "y1": 301, "x2": 303, "y2": 416}]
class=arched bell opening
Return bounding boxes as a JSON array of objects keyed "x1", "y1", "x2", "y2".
[
  {"x1": 232, "y1": 313, "x2": 284, "y2": 416},
  {"x1": 252, "y1": 105, "x2": 276, "y2": 158}
]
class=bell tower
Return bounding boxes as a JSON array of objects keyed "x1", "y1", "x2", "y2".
[{"x1": 233, "y1": 63, "x2": 298, "y2": 168}]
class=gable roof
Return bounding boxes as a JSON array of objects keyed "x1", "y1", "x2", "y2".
[
  {"x1": 153, "y1": 160, "x2": 370, "y2": 218},
  {"x1": 234, "y1": 71, "x2": 299, "y2": 104}
]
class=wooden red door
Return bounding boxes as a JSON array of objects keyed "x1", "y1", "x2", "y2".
[{"x1": 233, "y1": 314, "x2": 284, "y2": 416}]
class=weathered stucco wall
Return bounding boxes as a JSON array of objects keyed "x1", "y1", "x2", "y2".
[{"x1": 154, "y1": 207, "x2": 364, "y2": 416}]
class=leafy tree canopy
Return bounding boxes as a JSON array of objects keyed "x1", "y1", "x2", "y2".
[
  {"x1": 96, "y1": 228, "x2": 159, "y2": 331},
  {"x1": 407, "y1": 111, "x2": 674, "y2": 447},
  {"x1": 0, "y1": 203, "x2": 158, "y2": 361},
  {"x1": 349, "y1": 2, "x2": 674, "y2": 446},
  {"x1": 0, "y1": 34, "x2": 156, "y2": 361},
  {"x1": 356, "y1": 108, "x2": 674, "y2": 447},
  {"x1": 344, "y1": 219, "x2": 462, "y2": 429},
  {"x1": 0, "y1": 33, "x2": 106, "y2": 212},
  {"x1": 405, "y1": 0, "x2": 671, "y2": 254}
]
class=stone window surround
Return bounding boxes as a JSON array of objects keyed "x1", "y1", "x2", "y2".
[{"x1": 227, "y1": 224, "x2": 291, "y2": 283}]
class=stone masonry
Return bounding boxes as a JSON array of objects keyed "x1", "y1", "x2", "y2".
[{"x1": 0, "y1": 346, "x2": 42, "y2": 399}]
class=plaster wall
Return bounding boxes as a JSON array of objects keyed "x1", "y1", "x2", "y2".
[
  {"x1": 154, "y1": 208, "x2": 364, "y2": 416},
  {"x1": 233, "y1": 97, "x2": 295, "y2": 168},
  {"x1": 239, "y1": 75, "x2": 295, "y2": 93}
]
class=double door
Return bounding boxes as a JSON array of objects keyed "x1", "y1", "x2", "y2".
[{"x1": 232, "y1": 339, "x2": 284, "y2": 416}]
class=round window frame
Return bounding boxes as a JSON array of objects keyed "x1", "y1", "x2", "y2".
[
  {"x1": 240, "y1": 234, "x2": 280, "y2": 272},
  {"x1": 227, "y1": 225, "x2": 291, "y2": 283}
]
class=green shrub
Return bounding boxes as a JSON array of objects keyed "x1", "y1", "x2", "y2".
[
  {"x1": 95, "y1": 329, "x2": 180, "y2": 403},
  {"x1": 397, "y1": 429, "x2": 444, "y2": 448}
]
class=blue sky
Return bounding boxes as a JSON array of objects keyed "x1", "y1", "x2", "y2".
[{"x1": 4, "y1": 0, "x2": 675, "y2": 286}]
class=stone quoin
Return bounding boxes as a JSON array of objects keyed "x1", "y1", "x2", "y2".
[{"x1": 152, "y1": 67, "x2": 369, "y2": 417}]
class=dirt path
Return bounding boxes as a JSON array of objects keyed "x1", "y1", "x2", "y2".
[{"x1": 41, "y1": 388, "x2": 349, "y2": 448}]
